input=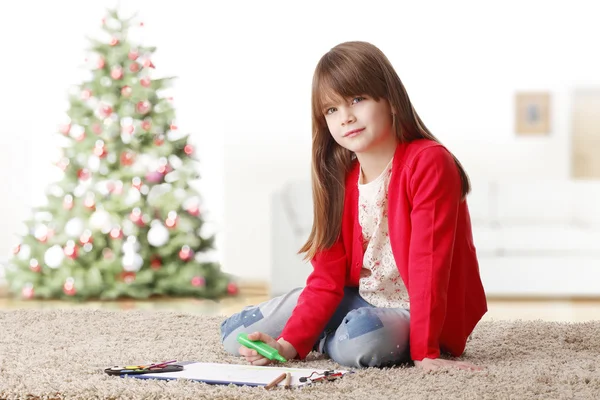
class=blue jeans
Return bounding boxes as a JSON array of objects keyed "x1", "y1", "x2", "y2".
[{"x1": 220, "y1": 286, "x2": 411, "y2": 368}]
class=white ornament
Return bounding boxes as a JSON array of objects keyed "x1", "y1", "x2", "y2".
[
  {"x1": 122, "y1": 252, "x2": 143, "y2": 272},
  {"x1": 44, "y1": 245, "x2": 64, "y2": 268},
  {"x1": 65, "y1": 218, "x2": 84, "y2": 237},
  {"x1": 125, "y1": 188, "x2": 141, "y2": 206},
  {"x1": 147, "y1": 222, "x2": 169, "y2": 247},
  {"x1": 90, "y1": 209, "x2": 111, "y2": 231},
  {"x1": 34, "y1": 225, "x2": 49, "y2": 241},
  {"x1": 122, "y1": 236, "x2": 140, "y2": 254},
  {"x1": 17, "y1": 244, "x2": 31, "y2": 261}
]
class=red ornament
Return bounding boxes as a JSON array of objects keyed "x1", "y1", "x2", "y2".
[
  {"x1": 92, "y1": 123, "x2": 103, "y2": 135},
  {"x1": 132, "y1": 177, "x2": 142, "y2": 191},
  {"x1": 64, "y1": 241, "x2": 78, "y2": 259},
  {"x1": 56, "y1": 158, "x2": 69, "y2": 172},
  {"x1": 122, "y1": 125, "x2": 134, "y2": 135},
  {"x1": 191, "y1": 276, "x2": 205, "y2": 287},
  {"x1": 63, "y1": 194, "x2": 74, "y2": 210},
  {"x1": 141, "y1": 120, "x2": 152, "y2": 131},
  {"x1": 165, "y1": 211, "x2": 178, "y2": 228},
  {"x1": 29, "y1": 259, "x2": 41, "y2": 273},
  {"x1": 109, "y1": 37, "x2": 119, "y2": 46},
  {"x1": 121, "y1": 86, "x2": 133, "y2": 97},
  {"x1": 79, "y1": 230, "x2": 93, "y2": 245},
  {"x1": 63, "y1": 278, "x2": 77, "y2": 296},
  {"x1": 145, "y1": 171, "x2": 163, "y2": 184},
  {"x1": 59, "y1": 123, "x2": 71, "y2": 135},
  {"x1": 157, "y1": 163, "x2": 172, "y2": 175},
  {"x1": 22, "y1": 285, "x2": 34, "y2": 299},
  {"x1": 227, "y1": 282, "x2": 239, "y2": 295},
  {"x1": 103, "y1": 248, "x2": 114, "y2": 260},
  {"x1": 78, "y1": 168, "x2": 91, "y2": 181},
  {"x1": 99, "y1": 104, "x2": 113, "y2": 118},
  {"x1": 12, "y1": 244, "x2": 20, "y2": 254},
  {"x1": 74, "y1": 130, "x2": 86, "y2": 142},
  {"x1": 136, "y1": 100, "x2": 151, "y2": 114},
  {"x1": 150, "y1": 255, "x2": 162, "y2": 270},
  {"x1": 97, "y1": 57, "x2": 105, "y2": 69},
  {"x1": 143, "y1": 59, "x2": 155, "y2": 68},
  {"x1": 184, "y1": 144, "x2": 194, "y2": 155},
  {"x1": 129, "y1": 62, "x2": 140, "y2": 73},
  {"x1": 170, "y1": 122, "x2": 177, "y2": 130},
  {"x1": 178, "y1": 245, "x2": 193, "y2": 261},
  {"x1": 140, "y1": 76, "x2": 151, "y2": 87},
  {"x1": 154, "y1": 134, "x2": 165, "y2": 146},
  {"x1": 120, "y1": 151, "x2": 135, "y2": 166},
  {"x1": 93, "y1": 142, "x2": 107, "y2": 158},
  {"x1": 108, "y1": 180, "x2": 124, "y2": 195},
  {"x1": 84, "y1": 194, "x2": 96, "y2": 210},
  {"x1": 129, "y1": 208, "x2": 145, "y2": 226},
  {"x1": 128, "y1": 49, "x2": 139, "y2": 61},
  {"x1": 187, "y1": 205, "x2": 200, "y2": 217},
  {"x1": 109, "y1": 227, "x2": 123, "y2": 239},
  {"x1": 81, "y1": 89, "x2": 92, "y2": 100},
  {"x1": 120, "y1": 271, "x2": 136, "y2": 284},
  {"x1": 111, "y1": 66, "x2": 123, "y2": 80}
]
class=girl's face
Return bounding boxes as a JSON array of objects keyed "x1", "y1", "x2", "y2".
[{"x1": 322, "y1": 94, "x2": 395, "y2": 155}]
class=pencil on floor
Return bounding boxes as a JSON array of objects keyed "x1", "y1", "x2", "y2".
[
  {"x1": 284, "y1": 372, "x2": 291, "y2": 389},
  {"x1": 265, "y1": 372, "x2": 287, "y2": 390}
]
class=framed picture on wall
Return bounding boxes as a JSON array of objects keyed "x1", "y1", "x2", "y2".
[{"x1": 515, "y1": 92, "x2": 551, "y2": 135}]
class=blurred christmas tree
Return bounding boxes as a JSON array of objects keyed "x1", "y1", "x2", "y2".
[{"x1": 5, "y1": 8, "x2": 238, "y2": 301}]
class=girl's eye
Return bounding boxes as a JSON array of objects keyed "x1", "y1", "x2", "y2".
[
  {"x1": 352, "y1": 96, "x2": 365, "y2": 104},
  {"x1": 325, "y1": 107, "x2": 336, "y2": 115}
]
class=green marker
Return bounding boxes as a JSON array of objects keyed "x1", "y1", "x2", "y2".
[{"x1": 237, "y1": 332, "x2": 287, "y2": 363}]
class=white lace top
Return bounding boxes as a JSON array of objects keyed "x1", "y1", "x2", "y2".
[{"x1": 357, "y1": 157, "x2": 410, "y2": 309}]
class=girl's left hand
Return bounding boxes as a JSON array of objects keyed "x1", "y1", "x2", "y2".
[{"x1": 414, "y1": 357, "x2": 483, "y2": 372}]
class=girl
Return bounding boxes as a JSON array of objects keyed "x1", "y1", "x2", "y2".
[{"x1": 220, "y1": 41, "x2": 487, "y2": 371}]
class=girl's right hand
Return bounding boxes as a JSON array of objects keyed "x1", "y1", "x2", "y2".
[{"x1": 238, "y1": 332, "x2": 297, "y2": 366}]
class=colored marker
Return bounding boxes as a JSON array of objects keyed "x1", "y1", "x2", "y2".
[{"x1": 237, "y1": 333, "x2": 287, "y2": 363}]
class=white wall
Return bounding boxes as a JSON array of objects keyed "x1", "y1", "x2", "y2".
[{"x1": 1, "y1": 1, "x2": 599, "y2": 282}]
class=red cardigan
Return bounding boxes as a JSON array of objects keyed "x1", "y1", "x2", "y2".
[{"x1": 279, "y1": 139, "x2": 487, "y2": 361}]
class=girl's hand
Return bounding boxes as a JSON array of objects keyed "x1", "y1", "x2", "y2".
[
  {"x1": 414, "y1": 357, "x2": 483, "y2": 372},
  {"x1": 238, "y1": 332, "x2": 298, "y2": 366}
]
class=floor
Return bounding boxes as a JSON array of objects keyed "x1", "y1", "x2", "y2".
[{"x1": 1, "y1": 285, "x2": 600, "y2": 322}]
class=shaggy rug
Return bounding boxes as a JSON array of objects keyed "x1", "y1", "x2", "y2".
[{"x1": 0, "y1": 309, "x2": 599, "y2": 399}]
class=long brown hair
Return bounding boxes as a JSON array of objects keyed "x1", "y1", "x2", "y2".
[{"x1": 299, "y1": 41, "x2": 470, "y2": 260}]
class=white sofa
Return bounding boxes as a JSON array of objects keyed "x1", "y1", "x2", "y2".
[{"x1": 270, "y1": 179, "x2": 600, "y2": 298}]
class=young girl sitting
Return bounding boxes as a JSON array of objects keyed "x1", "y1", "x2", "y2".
[{"x1": 220, "y1": 41, "x2": 487, "y2": 371}]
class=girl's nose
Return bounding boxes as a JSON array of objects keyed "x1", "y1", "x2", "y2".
[{"x1": 341, "y1": 109, "x2": 356, "y2": 125}]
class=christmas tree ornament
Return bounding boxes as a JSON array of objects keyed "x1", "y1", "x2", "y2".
[
  {"x1": 120, "y1": 271, "x2": 136, "y2": 284},
  {"x1": 64, "y1": 240, "x2": 79, "y2": 259},
  {"x1": 165, "y1": 211, "x2": 178, "y2": 228},
  {"x1": 191, "y1": 276, "x2": 205, "y2": 287},
  {"x1": 97, "y1": 57, "x2": 105, "y2": 69},
  {"x1": 147, "y1": 221, "x2": 169, "y2": 247},
  {"x1": 150, "y1": 255, "x2": 162, "y2": 270},
  {"x1": 129, "y1": 62, "x2": 140, "y2": 73},
  {"x1": 84, "y1": 193, "x2": 96, "y2": 210},
  {"x1": 22, "y1": 284, "x2": 34, "y2": 299},
  {"x1": 129, "y1": 207, "x2": 143, "y2": 225},
  {"x1": 136, "y1": 100, "x2": 151, "y2": 115},
  {"x1": 109, "y1": 37, "x2": 119, "y2": 46},
  {"x1": 123, "y1": 236, "x2": 140, "y2": 253},
  {"x1": 141, "y1": 120, "x2": 152, "y2": 131},
  {"x1": 111, "y1": 66, "x2": 123, "y2": 80},
  {"x1": 34, "y1": 225, "x2": 49, "y2": 243},
  {"x1": 227, "y1": 282, "x2": 239, "y2": 295},
  {"x1": 17, "y1": 244, "x2": 31, "y2": 260},
  {"x1": 121, "y1": 86, "x2": 133, "y2": 97},
  {"x1": 92, "y1": 123, "x2": 103, "y2": 135},
  {"x1": 78, "y1": 168, "x2": 91, "y2": 181},
  {"x1": 143, "y1": 59, "x2": 155, "y2": 68},
  {"x1": 178, "y1": 245, "x2": 193, "y2": 261},
  {"x1": 170, "y1": 121, "x2": 177, "y2": 130},
  {"x1": 102, "y1": 248, "x2": 114, "y2": 260},
  {"x1": 128, "y1": 49, "x2": 139, "y2": 60},
  {"x1": 63, "y1": 277, "x2": 77, "y2": 296},
  {"x1": 184, "y1": 144, "x2": 194, "y2": 155},
  {"x1": 90, "y1": 209, "x2": 111, "y2": 231},
  {"x1": 93, "y1": 140, "x2": 108, "y2": 158},
  {"x1": 81, "y1": 89, "x2": 92, "y2": 100},
  {"x1": 80, "y1": 229, "x2": 93, "y2": 245},
  {"x1": 44, "y1": 245, "x2": 64, "y2": 268},
  {"x1": 65, "y1": 217, "x2": 84, "y2": 237},
  {"x1": 120, "y1": 151, "x2": 136, "y2": 166},
  {"x1": 29, "y1": 259, "x2": 41, "y2": 273},
  {"x1": 59, "y1": 123, "x2": 71, "y2": 135},
  {"x1": 122, "y1": 251, "x2": 143, "y2": 272},
  {"x1": 56, "y1": 157, "x2": 70, "y2": 172},
  {"x1": 12, "y1": 244, "x2": 20, "y2": 255},
  {"x1": 109, "y1": 227, "x2": 123, "y2": 239},
  {"x1": 99, "y1": 103, "x2": 113, "y2": 118},
  {"x1": 140, "y1": 76, "x2": 151, "y2": 87},
  {"x1": 145, "y1": 171, "x2": 163, "y2": 184},
  {"x1": 132, "y1": 177, "x2": 142, "y2": 190},
  {"x1": 154, "y1": 134, "x2": 165, "y2": 146}
]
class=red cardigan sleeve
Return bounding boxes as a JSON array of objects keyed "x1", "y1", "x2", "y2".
[
  {"x1": 278, "y1": 238, "x2": 347, "y2": 359},
  {"x1": 407, "y1": 146, "x2": 461, "y2": 361}
]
